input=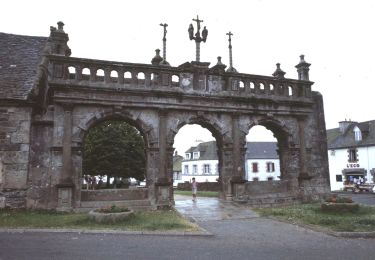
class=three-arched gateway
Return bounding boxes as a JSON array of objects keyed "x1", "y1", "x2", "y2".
[{"x1": 23, "y1": 23, "x2": 330, "y2": 211}]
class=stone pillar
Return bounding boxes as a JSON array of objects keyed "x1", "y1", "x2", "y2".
[
  {"x1": 57, "y1": 104, "x2": 74, "y2": 211},
  {"x1": 298, "y1": 118, "x2": 310, "y2": 180},
  {"x1": 61, "y1": 104, "x2": 73, "y2": 183},
  {"x1": 155, "y1": 109, "x2": 171, "y2": 208},
  {"x1": 231, "y1": 113, "x2": 245, "y2": 181}
]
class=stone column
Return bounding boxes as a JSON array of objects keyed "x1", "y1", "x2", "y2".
[
  {"x1": 61, "y1": 104, "x2": 73, "y2": 183},
  {"x1": 155, "y1": 109, "x2": 171, "y2": 208},
  {"x1": 231, "y1": 113, "x2": 246, "y2": 179},
  {"x1": 298, "y1": 118, "x2": 310, "y2": 180},
  {"x1": 230, "y1": 114, "x2": 247, "y2": 200},
  {"x1": 57, "y1": 104, "x2": 74, "y2": 211}
]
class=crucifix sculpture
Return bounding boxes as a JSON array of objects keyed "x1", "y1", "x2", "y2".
[
  {"x1": 226, "y1": 31, "x2": 237, "y2": 72},
  {"x1": 188, "y1": 15, "x2": 208, "y2": 62},
  {"x1": 159, "y1": 23, "x2": 169, "y2": 65}
]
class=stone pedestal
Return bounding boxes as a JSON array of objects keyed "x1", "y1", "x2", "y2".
[
  {"x1": 155, "y1": 178, "x2": 171, "y2": 209},
  {"x1": 56, "y1": 183, "x2": 74, "y2": 211},
  {"x1": 231, "y1": 177, "x2": 247, "y2": 200}
]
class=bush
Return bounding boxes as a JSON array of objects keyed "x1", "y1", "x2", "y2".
[
  {"x1": 325, "y1": 195, "x2": 353, "y2": 203},
  {"x1": 95, "y1": 204, "x2": 130, "y2": 213}
]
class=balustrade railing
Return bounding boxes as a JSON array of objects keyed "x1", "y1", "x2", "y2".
[{"x1": 48, "y1": 55, "x2": 312, "y2": 100}]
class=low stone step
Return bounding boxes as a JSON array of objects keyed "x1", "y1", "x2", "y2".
[{"x1": 79, "y1": 199, "x2": 152, "y2": 211}]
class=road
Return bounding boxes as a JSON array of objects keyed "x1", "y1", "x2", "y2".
[{"x1": 0, "y1": 193, "x2": 374, "y2": 260}]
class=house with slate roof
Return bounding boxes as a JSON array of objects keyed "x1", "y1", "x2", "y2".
[
  {"x1": 181, "y1": 141, "x2": 280, "y2": 183},
  {"x1": 327, "y1": 120, "x2": 375, "y2": 191},
  {"x1": 0, "y1": 23, "x2": 71, "y2": 208}
]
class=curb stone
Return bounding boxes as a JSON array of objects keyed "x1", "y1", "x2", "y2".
[{"x1": 0, "y1": 228, "x2": 213, "y2": 237}]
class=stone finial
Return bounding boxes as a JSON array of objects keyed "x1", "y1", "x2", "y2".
[
  {"x1": 57, "y1": 21, "x2": 65, "y2": 32},
  {"x1": 295, "y1": 54, "x2": 311, "y2": 81},
  {"x1": 216, "y1": 56, "x2": 224, "y2": 66},
  {"x1": 209, "y1": 56, "x2": 226, "y2": 74},
  {"x1": 151, "y1": 49, "x2": 163, "y2": 65},
  {"x1": 272, "y1": 63, "x2": 286, "y2": 79}
]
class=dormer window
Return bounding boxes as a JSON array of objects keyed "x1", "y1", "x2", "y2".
[
  {"x1": 185, "y1": 153, "x2": 191, "y2": 160},
  {"x1": 193, "y1": 152, "x2": 200, "y2": 159},
  {"x1": 353, "y1": 126, "x2": 362, "y2": 141}
]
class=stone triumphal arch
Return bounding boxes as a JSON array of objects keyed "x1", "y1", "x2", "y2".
[{"x1": 0, "y1": 21, "x2": 330, "y2": 210}]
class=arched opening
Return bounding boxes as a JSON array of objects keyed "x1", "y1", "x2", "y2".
[
  {"x1": 245, "y1": 125, "x2": 281, "y2": 182},
  {"x1": 250, "y1": 82, "x2": 255, "y2": 92},
  {"x1": 82, "y1": 68, "x2": 90, "y2": 80},
  {"x1": 81, "y1": 119, "x2": 147, "y2": 205},
  {"x1": 239, "y1": 81, "x2": 245, "y2": 89},
  {"x1": 124, "y1": 71, "x2": 132, "y2": 84},
  {"x1": 96, "y1": 69, "x2": 105, "y2": 82},
  {"x1": 288, "y1": 85, "x2": 293, "y2": 97},
  {"x1": 110, "y1": 70, "x2": 118, "y2": 83},
  {"x1": 68, "y1": 66, "x2": 76, "y2": 79},
  {"x1": 172, "y1": 123, "x2": 221, "y2": 201},
  {"x1": 172, "y1": 75, "x2": 179, "y2": 87},
  {"x1": 137, "y1": 72, "x2": 145, "y2": 85}
]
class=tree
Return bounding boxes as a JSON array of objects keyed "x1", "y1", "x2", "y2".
[{"x1": 83, "y1": 120, "x2": 146, "y2": 184}]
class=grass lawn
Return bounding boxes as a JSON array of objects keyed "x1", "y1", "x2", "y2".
[
  {"x1": 255, "y1": 203, "x2": 375, "y2": 232},
  {"x1": 174, "y1": 190, "x2": 219, "y2": 197},
  {"x1": 0, "y1": 209, "x2": 199, "y2": 232}
]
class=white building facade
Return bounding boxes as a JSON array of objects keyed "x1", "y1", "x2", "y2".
[
  {"x1": 246, "y1": 159, "x2": 280, "y2": 181},
  {"x1": 327, "y1": 120, "x2": 375, "y2": 191},
  {"x1": 178, "y1": 141, "x2": 280, "y2": 184}
]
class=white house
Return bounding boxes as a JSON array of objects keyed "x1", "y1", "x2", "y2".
[
  {"x1": 178, "y1": 141, "x2": 280, "y2": 184},
  {"x1": 327, "y1": 120, "x2": 375, "y2": 191},
  {"x1": 245, "y1": 142, "x2": 280, "y2": 181}
]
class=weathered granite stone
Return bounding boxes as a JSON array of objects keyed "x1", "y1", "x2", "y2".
[{"x1": 0, "y1": 22, "x2": 330, "y2": 210}]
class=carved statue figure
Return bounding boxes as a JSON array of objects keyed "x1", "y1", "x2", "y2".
[
  {"x1": 188, "y1": 24, "x2": 194, "y2": 40},
  {"x1": 202, "y1": 26, "x2": 208, "y2": 42}
]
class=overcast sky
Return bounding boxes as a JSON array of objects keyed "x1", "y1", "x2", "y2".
[{"x1": 2, "y1": 0, "x2": 374, "y2": 154}]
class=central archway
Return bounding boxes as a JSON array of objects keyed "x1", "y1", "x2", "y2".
[{"x1": 77, "y1": 114, "x2": 151, "y2": 210}]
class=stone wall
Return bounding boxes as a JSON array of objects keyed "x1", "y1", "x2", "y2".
[
  {"x1": 81, "y1": 188, "x2": 148, "y2": 201},
  {"x1": 176, "y1": 182, "x2": 221, "y2": 191},
  {"x1": 0, "y1": 106, "x2": 32, "y2": 208}
]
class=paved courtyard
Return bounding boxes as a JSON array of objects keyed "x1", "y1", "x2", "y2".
[{"x1": 174, "y1": 195, "x2": 258, "y2": 222}]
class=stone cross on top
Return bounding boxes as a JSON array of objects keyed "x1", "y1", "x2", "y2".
[
  {"x1": 159, "y1": 22, "x2": 169, "y2": 66},
  {"x1": 226, "y1": 31, "x2": 237, "y2": 73},
  {"x1": 193, "y1": 15, "x2": 203, "y2": 35},
  {"x1": 188, "y1": 15, "x2": 208, "y2": 62}
]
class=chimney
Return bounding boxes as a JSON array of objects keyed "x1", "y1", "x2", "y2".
[{"x1": 339, "y1": 119, "x2": 352, "y2": 133}]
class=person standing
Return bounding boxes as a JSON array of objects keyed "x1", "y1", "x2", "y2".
[{"x1": 192, "y1": 177, "x2": 198, "y2": 202}]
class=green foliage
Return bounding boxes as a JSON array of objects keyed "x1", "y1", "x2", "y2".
[
  {"x1": 96, "y1": 204, "x2": 130, "y2": 213},
  {"x1": 83, "y1": 120, "x2": 146, "y2": 181},
  {"x1": 0, "y1": 209, "x2": 198, "y2": 231},
  {"x1": 255, "y1": 203, "x2": 375, "y2": 232}
]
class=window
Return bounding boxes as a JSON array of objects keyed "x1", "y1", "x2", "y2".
[
  {"x1": 203, "y1": 164, "x2": 210, "y2": 174},
  {"x1": 215, "y1": 164, "x2": 219, "y2": 174},
  {"x1": 330, "y1": 150, "x2": 335, "y2": 156},
  {"x1": 353, "y1": 126, "x2": 362, "y2": 141},
  {"x1": 185, "y1": 153, "x2": 191, "y2": 160},
  {"x1": 336, "y1": 175, "x2": 343, "y2": 182},
  {"x1": 184, "y1": 165, "x2": 189, "y2": 174},
  {"x1": 173, "y1": 172, "x2": 182, "y2": 180},
  {"x1": 252, "y1": 177, "x2": 259, "y2": 181},
  {"x1": 348, "y1": 149, "x2": 358, "y2": 162},
  {"x1": 267, "y1": 177, "x2": 274, "y2": 181},
  {"x1": 252, "y1": 163, "x2": 258, "y2": 173},
  {"x1": 193, "y1": 152, "x2": 200, "y2": 159},
  {"x1": 266, "y1": 162, "x2": 275, "y2": 172},
  {"x1": 192, "y1": 165, "x2": 198, "y2": 174}
]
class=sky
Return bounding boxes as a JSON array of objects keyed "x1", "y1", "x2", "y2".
[{"x1": 2, "y1": 0, "x2": 374, "y2": 154}]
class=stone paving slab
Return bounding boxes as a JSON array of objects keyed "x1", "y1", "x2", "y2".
[{"x1": 174, "y1": 195, "x2": 259, "y2": 222}]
